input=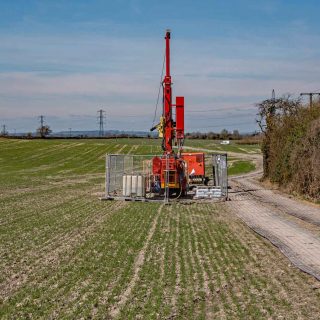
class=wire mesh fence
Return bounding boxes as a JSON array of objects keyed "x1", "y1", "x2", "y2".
[
  {"x1": 104, "y1": 153, "x2": 228, "y2": 202},
  {"x1": 212, "y1": 153, "x2": 228, "y2": 198}
]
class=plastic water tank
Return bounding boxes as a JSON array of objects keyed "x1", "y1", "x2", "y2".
[
  {"x1": 122, "y1": 175, "x2": 127, "y2": 196},
  {"x1": 122, "y1": 175, "x2": 132, "y2": 197},
  {"x1": 131, "y1": 175, "x2": 138, "y2": 195},
  {"x1": 137, "y1": 175, "x2": 145, "y2": 197},
  {"x1": 125, "y1": 175, "x2": 132, "y2": 197}
]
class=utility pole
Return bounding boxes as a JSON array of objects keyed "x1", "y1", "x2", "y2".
[
  {"x1": 97, "y1": 109, "x2": 106, "y2": 137},
  {"x1": 38, "y1": 115, "x2": 45, "y2": 137},
  {"x1": 300, "y1": 92, "x2": 320, "y2": 109},
  {"x1": 39, "y1": 115, "x2": 44, "y2": 128},
  {"x1": 271, "y1": 89, "x2": 276, "y2": 114},
  {"x1": 37, "y1": 115, "x2": 51, "y2": 138},
  {"x1": 1, "y1": 124, "x2": 8, "y2": 136}
]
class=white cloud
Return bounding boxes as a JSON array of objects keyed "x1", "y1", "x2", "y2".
[{"x1": 1, "y1": 31, "x2": 320, "y2": 132}]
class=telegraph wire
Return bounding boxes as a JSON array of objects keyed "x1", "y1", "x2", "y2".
[
  {"x1": 128, "y1": 115, "x2": 257, "y2": 125},
  {"x1": 185, "y1": 114, "x2": 254, "y2": 121},
  {"x1": 151, "y1": 49, "x2": 166, "y2": 127},
  {"x1": 188, "y1": 120, "x2": 258, "y2": 130},
  {"x1": 185, "y1": 106, "x2": 256, "y2": 113}
]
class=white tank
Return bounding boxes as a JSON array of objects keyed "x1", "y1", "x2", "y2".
[
  {"x1": 137, "y1": 175, "x2": 145, "y2": 197},
  {"x1": 131, "y1": 175, "x2": 138, "y2": 196},
  {"x1": 122, "y1": 175, "x2": 127, "y2": 196},
  {"x1": 125, "y1": 175, "x2": 132, "y2": 197}
]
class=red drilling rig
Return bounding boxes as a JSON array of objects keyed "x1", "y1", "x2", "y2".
[{"x1": 151, "y1": 30, "x2": 206, "y2": 197}]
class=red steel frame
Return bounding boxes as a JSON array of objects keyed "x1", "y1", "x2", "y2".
[
  {"x1": 152, "y1": 30, "x2": 205, "y2": 195},
  {"x1": 163, "y1": 30, "x2": 174, "y2": 153},
  {"x1": 163, "y1": 30, "x2": 185, "y2": 153}
]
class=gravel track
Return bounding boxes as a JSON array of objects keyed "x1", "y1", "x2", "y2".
[{"x1": 228, "y1": 168, "x2": 320, "y2": 281}]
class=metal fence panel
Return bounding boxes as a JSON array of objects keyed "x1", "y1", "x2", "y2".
[{"x1": 105, "y1": 153, "x2": 228, "y2": 201}]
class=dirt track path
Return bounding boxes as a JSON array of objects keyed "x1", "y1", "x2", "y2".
[{"x1": 228, "y1": 169, "x2": 320, "y2": 281}]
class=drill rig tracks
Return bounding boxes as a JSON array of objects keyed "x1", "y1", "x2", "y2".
[{"x1": 228, "y1": 170, "x2": 320, "y2": 281}]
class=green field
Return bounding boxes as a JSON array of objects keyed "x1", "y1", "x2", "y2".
[
  {"x1": 184, "y1": 139, "x2": 261, "y2": 154},
  {"x1": 1, "y1": 138, "x2": 319, "y2": 319},
  {"x1": 228, "y1": 160, "x2": 256, "y2": 176}
]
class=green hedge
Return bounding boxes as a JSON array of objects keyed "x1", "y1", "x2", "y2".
[{"x1": 261, "y1": 102, "x2": 320, "y2": 201}]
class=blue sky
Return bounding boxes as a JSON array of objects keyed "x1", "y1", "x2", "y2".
[{"x1": 1, "y1": 0, "x2": 320, "y2": 133}]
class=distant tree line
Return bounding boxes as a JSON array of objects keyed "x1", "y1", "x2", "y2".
[{"x1": 184, "y1": 129, "x2": 260, "y2": 141}]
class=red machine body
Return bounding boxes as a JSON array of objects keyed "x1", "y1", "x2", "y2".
[
  {"x1": 151, "y1": 30, "x2": 205, "y2": 196},
  {"x1": 181, "y1": 153, "x2": 205, "y2": 176},
  {"x1": 176, "y1": 97, "x2": 184, "y2": 140},
  {"x1": 181, "y1": 152, "x2": 206, "y2": 184}
]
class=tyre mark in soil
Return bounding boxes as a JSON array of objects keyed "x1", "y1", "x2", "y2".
[
  {"x1": 89, "y1": 205, "x2": 160, "y2": 319},
  {"x1": 188, "y1": 205, "x2": 213, "y2": 319},
  {"x1": 197, "y1": 205, "x2": 228, "y2": 319},
  {"x1": 110, "y1": 204, "x2": 162, "y2": 319},
  {"x1": 171, "y1": 205, "x2": 181, "y2": 315},
  {"x1": 50, "y1": 202, "x2": 144, "y2": 319}
]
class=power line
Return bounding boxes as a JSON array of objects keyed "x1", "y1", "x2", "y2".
[
  {"x1": 185, "y1": 106, "x2": 256, "y2": 113},
  {"x1": 103, "y1": 111, "x2": 257, "y2": 129},
  {"x1": 185, "y1": 114, "x2": 254, "y2": 121},
  {"x1": 109, "y1": 115, "x2": 256, "y2": 126},
  {"x1": 106, "y1": 106, "x2": 256, "y2": 118},
  {"x1": 152, "y1": 50, "x2": 166, "y2": 127},
  {"x1": 300, "y1": 92, "x2": 320, "y2": 109},
  {"x1": 188, "y1": 120, "x2": 257, "y2": 130}
]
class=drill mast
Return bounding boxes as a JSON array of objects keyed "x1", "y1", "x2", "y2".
[{"x1": 163, "y1": 30, "x2": 173, "y2": 153}]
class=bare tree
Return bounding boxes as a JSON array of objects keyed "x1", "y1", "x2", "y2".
[{"x1": 220, "y1": 129, "x2": 229, "y2": 140}]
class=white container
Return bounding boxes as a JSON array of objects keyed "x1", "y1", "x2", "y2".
[
  {"x1": 131, "y1": 175, "x2": 138, "y2": 196},
  {"x1": 122, "y1": 174, "x2": 132, "y2": 197},
  {"x1": 122, "y1": 175, "x2": 127, "y2": 196},
  {"x1": 137, "y1": 175, "x2": 145, "y2": 197},
  {"x1": 126, "y1": 175, "x2": 132, "y2": 197}
]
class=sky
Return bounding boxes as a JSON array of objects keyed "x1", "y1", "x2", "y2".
[{"x1": 1, "y1": 0, "x2": 320, "y2": 133}]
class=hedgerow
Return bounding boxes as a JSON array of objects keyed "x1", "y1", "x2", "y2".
[{"x1": 257, "y1": 97, "x2": 320, "y2": 201}]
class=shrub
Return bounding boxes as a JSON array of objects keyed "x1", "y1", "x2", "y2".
[{"x1": 257, "y1": 97, "x2": 320, "y2": 201}]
